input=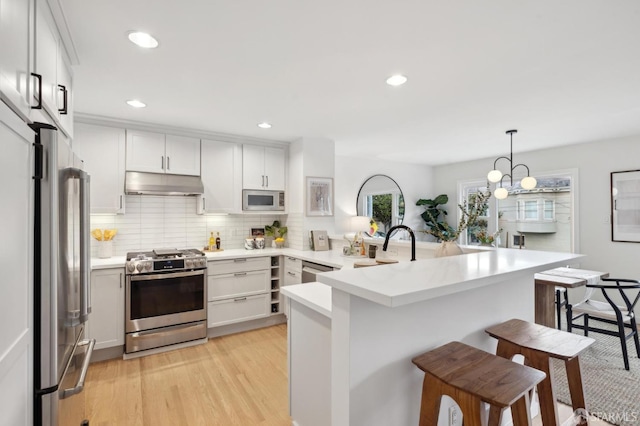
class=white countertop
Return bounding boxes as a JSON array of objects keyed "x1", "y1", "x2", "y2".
[
  {"x1": 90, "y1": 247, "x2": 377, "y2": 270},
  {"x1": 281, "y1": 282, "x2": 332, "y2": 318},
  {"x1": 318, "y1": 248, "x2": 584, "y2": 308}
]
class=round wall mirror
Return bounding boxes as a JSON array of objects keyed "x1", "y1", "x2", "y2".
[{"x1": 356, "y1": 174, "x2": 405, "y2": 237}]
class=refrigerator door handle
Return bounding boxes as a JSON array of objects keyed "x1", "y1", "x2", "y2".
[
  {"x1": 61, "y1": 339, "x2": 95, "y2": 399},
  {"x1": 79, "y1": 169, "x2": 91, "y2": 321}
]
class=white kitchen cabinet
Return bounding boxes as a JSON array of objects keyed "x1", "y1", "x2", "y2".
[
  {"x1": 283, "y1": 256, "x2": 302, "y2": 317},
  {"x1": 198, "y1": 139, "x2": 241, "y2": 214},
  {"x1": 86, "y1": 268, "x2": 125, "y2": 350},
  {"x1": 0, "y1": 0, "x2": 32, "y2": 119},
  {"x1": 73, "y1": 123, "x2": 125, "y2": 214},
  {"x1": 126, "y1": 129, "x2": 200, "y2": 176},
  {"x1": 242, "y1": 144, "x2": 285, "y2": 190},
  {"x1": 207, "y1": 256, "x2": 271, "y2": 327}
]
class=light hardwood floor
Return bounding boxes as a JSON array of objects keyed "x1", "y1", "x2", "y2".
[
  {"x1": 84, "y1": 324, "x2": 612, "y2": 426},
  {"x1": 84, "y1": 324, "x2": 290, "y2": 426}
]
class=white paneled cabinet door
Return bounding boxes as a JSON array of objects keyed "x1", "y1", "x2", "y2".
[
  {"x1": 165, "y1": 134, "x2": 200, "y2": 176},
  {"x1": 0, "y1": 103, "x2": 34, "y2": 426},
  {"x1": 242, "y1": 144, "x2": 266, "y2": 190},
  {"x1": 87, "y1": 269, "x2": 125, "y2": 350},
  {"x1": 73, "y1": 123, "x2": 126, "y2": 214},
  {"x1": 125, "y1": 129, "x2": 166, "y2": 173},
  {"x1": 264, "y1": 146, "x2": 285, "y2": 190},
  {"x1": 0, "y1": 0, "x2": 32, "y2": 119},
  {"x1": 199, "y1": 139, "x2": 240, "y2": 213},
  {"x1": 56, "y1": 51, "x2": 73, "y2": 138},
  {"x1": 34, "y1": 0, "x2": 59, "y2": 118}
]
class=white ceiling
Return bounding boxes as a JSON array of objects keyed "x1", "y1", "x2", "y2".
[{"x1": 59, "y1": 0, "x2": 640, "y2": 166}]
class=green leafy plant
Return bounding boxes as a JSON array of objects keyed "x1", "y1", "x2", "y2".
[
  {"x1": 416, "y1": 194, "x2": 452, "y2": 240},
  {"x1": 264, "y1": 220, "x2": 288, "y2": 239},
  {"x1": 417, "y1": 192, "x2": 491, "y2": 242}
]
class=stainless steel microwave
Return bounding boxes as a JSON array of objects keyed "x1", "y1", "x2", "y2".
[{"x1": 242, "y1": 189, "x2": 285, "y2": 211}]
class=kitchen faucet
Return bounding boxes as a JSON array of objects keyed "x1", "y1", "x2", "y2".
[{"x1": 382, "y1": 225, "x2": 416, "y2": 261}]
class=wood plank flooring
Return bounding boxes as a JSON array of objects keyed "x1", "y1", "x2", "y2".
[{"x1": 84, "y1": 324, "x2": 290, "y2": 426}]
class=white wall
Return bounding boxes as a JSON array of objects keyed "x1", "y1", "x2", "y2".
[
  {"x1": 432, "y1": 135, "x2": 640, "y2": 278},
  {"x1": 334, "y1": 156, "x2": 434, "y2": 239}
]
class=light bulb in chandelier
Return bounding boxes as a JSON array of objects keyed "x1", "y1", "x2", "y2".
[
  {"x1": 521, "y1": 176, "x2": 537, "y2": 190},
  {"x1": 487, "y1": 170, "x2": 503, "y2": 183},
  {"x1": 494, "y1": 187, "x2": 509, "y2": 200}
]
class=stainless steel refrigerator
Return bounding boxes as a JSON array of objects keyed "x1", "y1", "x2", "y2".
[{"x1": 32, "y1": 122, "x2": 95, "y2": 426}]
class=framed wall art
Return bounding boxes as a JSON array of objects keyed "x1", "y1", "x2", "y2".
[
  {"x1": 611, "y1": 169, "x2": 640, "y2": 242},
  {"x1": 306, "y1": 177, "x2": 334, "y2": 217}
]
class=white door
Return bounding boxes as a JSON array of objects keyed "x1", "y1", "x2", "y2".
[
  {"x1": 86, "y1": 269, "x2": 125, "y2": 350},
  {"x1": 200, "y1": 139, "x2": 240, "y2": 213},
  {"x1": 165, "y1": 134, "x2": 200, "y2": 176},
  {"x1": 34, "y1": 0, "x2": 59, "y2": 118},
  {"x1": 125, "y1": 129, "x2": 166, "y2": 173},
  {"x1": 264, "y1": 146, "x2": 285, "y2": 190},
  {"x1": 242, "y1": 144, "x2": 266, "y2": 189},
  {"x1": 0, "y1": 0, "x2": 32, "y2": 119},
  {"x1": 74, "y1": 123, "x2": 126, "y2": 214}
]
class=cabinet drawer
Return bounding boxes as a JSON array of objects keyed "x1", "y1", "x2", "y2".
[
  {"x1": 207, "y1": 294, "x2": 270, "y2": 327},
  {"x1": 284, "y1": 256, "x2": 302, "y2": 272},
  {"x1": 208, "y1": 256, "x2": 270, "y2": 275},
  {"x1": 208, "y1": 270, "x2": 269, "y2": 300},
  {"x1": 284, "y1": 269, "x2": 302, "y2": 286}
]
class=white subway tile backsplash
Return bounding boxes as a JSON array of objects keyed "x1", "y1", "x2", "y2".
[{"x1": 90, "y1": 195, "x2": 289, "y2": 256}]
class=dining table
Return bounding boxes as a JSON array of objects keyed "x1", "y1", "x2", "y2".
[{"x1": 534, "y1": 267, "x2": 609, "y2": 328}]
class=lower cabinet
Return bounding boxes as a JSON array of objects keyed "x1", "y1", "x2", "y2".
[
  {"x1": 86, "y1": 268, "x2": 125, "y2": 350},
  {"x1": 207, "y1": 256, "x2": 272, "y2": 327}
]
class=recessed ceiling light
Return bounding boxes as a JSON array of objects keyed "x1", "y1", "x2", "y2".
[
  {"x1": 257, "y1": 122, "x2": 272, "y2": 129},
  {"x1": 126, "y1": 100, "x2": 146, "y2": 108},
  {"x1": 386, "y1": 74, "x2": 407, "y2": 86},
  {"x1": 127, "y1": 31, "x2": 159, "y2": 49}
]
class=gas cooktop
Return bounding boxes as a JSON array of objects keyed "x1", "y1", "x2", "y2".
[{"x1": 125, "y1": 248, "x2": 207, "y2": 274}]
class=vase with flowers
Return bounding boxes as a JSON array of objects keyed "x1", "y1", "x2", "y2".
[
  {"x1": 474, "y1": 229, "x2": 502, "y2": 247},
  {"x1": 417, "y1": 191, "x2": 490, "y2": 257}
]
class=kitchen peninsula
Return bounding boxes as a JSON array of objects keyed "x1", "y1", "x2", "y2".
[{"x1": 283, "y1": 248, "x2": 583, "y2": 426}]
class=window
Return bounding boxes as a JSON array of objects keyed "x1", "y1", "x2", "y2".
[
  {"x1": 543, "y1": 200, "x2": 554, "y2": 221},
  {"x1": 517, "y1": 199, "x2": 555, "y2": 221}
]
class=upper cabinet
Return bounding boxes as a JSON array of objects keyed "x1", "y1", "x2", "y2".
[
  {"x1": 242, "y1": 145, "x2": 285, "y2": 191},
  {"x1": 198, "y1": 139, "x2": 242, "y2": 214},
  {"x1": 0, "y1": 0, "x2": 32, "y2": 120},
  {"x1": 126, "y1": 129, "x2": 201, "y2": 176},
  {"x1": 33, "y1": 0, "x2": 73, "y2": 137},
  {"x1": 73, "y1": 123, "x2": 126, "y2": 214}
]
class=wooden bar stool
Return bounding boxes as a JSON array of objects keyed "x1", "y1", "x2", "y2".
[
  {"x1": 485, "y1": 318, "x2": 595, "y2": 426},
  {"x1": 411, "y1": 341, "x2": 546, "y2": 426}
]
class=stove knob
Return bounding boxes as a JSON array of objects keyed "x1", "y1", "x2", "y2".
[
  {"x1": 126, "y1": 262, "x2": 136, "y2": 273},
  {"x1": 144, "y1": 262, "x2": 152, "y2": 271},
  {"x1": 136, "y1": 263, "x2": 144, "y2": 272},
  {"x1": 200, "y1": 259, "x2": 207, "y2": 267},
  {"x1": 186, "y1": 259, "x2": 193, "y2": 268}
]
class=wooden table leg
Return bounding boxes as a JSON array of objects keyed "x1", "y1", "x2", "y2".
[
  {"x1": 535, "y1": 281, "x2": 556, "y2": 328},
  {"x1": 565, "y1": 356, "x2": 588, "y2": 425}
]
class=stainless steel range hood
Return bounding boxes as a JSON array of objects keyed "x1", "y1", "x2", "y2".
[{"x1": 125, "y1": 171, "x2": 204, "y2": 196}]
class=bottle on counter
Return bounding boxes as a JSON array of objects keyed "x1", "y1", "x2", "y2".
[
  {"x1": 209, "y1": 232, "x2": 215, "y2": 251},
  {"x1": 216, "y1": 232, "x2": 221, "y2": 250}
]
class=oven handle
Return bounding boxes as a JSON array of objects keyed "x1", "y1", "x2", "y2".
[{"x1": 129, "y1": 269, "x2": 206, "y2": 281}]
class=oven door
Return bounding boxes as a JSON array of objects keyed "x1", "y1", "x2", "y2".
[{"x1": 126, "y1": 269, "x2": 206, "y2": 333}]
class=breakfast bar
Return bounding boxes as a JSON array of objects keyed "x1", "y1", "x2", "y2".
[{"x1": 284, "y1": 248, "x2": 583, "y2": 426}]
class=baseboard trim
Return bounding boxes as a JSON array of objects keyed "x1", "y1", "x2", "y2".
[{"x1": 207, "y1": 314, "x2": 286, "y2": 339}]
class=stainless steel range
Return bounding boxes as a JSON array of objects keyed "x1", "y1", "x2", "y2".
[{"x1": 125, "y1": 248, "x2": 208, "y2": 355}]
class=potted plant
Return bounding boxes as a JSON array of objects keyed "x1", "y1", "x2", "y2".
[
  {"x1": 416, "y1": 191, "x2": 490, "y2": 256},
  {"x1": 265, "y1": 220, "x2": 288, "y2": 248}
]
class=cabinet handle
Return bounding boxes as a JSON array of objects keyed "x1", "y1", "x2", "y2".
[
  {"x1": 234, "y1": 272, "x2": 247, "y2": 277},
  {"x1": 234, "y1": 297, "x2": 247, "y2": 302},
  {"x1": 119, "y1": 195, "x2": 123, "y2": 210},
  {"x1": 58, "y1": 85, "x2": 68, "y2": 115},
  {"x1": 202, "y1": 197, "x2": 206, "y2": 210},
  {"x1": 233, "y1": 258, "x2": 247, "y2": 263},
  {"x1": 288, "y1": 271, "x2": 296, "y2": 276},
  {"x1": 31, "y1": 73, "x2": 43, "y2": 110},
  {"x1": 262, "y1": 175, "x2": 265, "y2": 187},
  {"x1": 161, "y1": 156, "x2": 165, "y2": 170},
  {"x1": 167, "y1": 156, "x2": 170, "y2": 170},
  {"x1": 288, "y1": 257, "x2": 297, "y2": 261},
  {"x1": 120, "y1": 273, "x2": 123, "y2": 289},
  {"x1": 265, "y1": 175, "x2": 269, "y2": 187}
]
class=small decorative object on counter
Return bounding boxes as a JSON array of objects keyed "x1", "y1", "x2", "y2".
[
  {"x1": 265, "y1": 220, "x2": 287, "y2": 247},
  {"x1": 368, "y1": 245, "x2": 378, "y2": 259},
  {"x1": 245, "y1": 238, "x2": 256, "y2": 250},
  {"x1": 91, "y1": 228, "x2": 117, "y2": 258},
  {"x1": 255, "y1": 237, "x2": 265, "y2": 249},
  {"x1": 209, "y1": 232, "x2": 215, "y2": 251},
  {"x1": 216, "y1": 232, "x2": 221, "y2": 250}
]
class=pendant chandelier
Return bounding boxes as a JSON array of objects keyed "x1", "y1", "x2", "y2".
[{"x1": 487, "y1": 130, "x2": 536, "y2": 199}]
